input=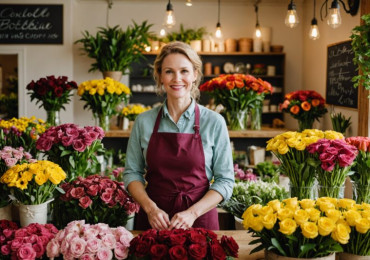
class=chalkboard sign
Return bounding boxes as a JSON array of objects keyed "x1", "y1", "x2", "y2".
[
  {"x1": 0, "y1": 4, "x2": 63, "y2": 44},
  {"x1": 326, "y1": 40, "x2": 358, "y2": 109}
]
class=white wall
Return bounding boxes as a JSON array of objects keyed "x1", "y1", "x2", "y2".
[{"x1": 302, "y1": 0, "x2": 361, "y2": 135}]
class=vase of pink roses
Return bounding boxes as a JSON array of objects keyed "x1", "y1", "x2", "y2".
[{"x1": 36, "y1": 123, "x2": 105, "y2": 181}]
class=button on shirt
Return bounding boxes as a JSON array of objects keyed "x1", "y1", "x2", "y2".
[{"x1": 123, "y1": 99, "x2": 234, "y2": 202}]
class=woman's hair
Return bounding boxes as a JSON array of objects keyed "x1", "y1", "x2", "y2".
[{"x1": 153, "y1": 41, "x2": 203, "y2": 100}]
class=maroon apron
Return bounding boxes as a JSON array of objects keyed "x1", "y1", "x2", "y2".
[{"x1": 135, "y1": 104, "x2": 219, "y2": 230}]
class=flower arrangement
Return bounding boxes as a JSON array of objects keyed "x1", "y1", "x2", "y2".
[
  {"x1": 222, "y1": 180, "x2": 289, "y2": 219},
  {"x1": 53, "y1": 175, "x2": 139, "y2": 228},
  {"x1": 234, "y1": 164, "x2": 257, "y2": 182},
  {"x1": 199, "y1": 74, "x2": 272, "y2": 130},
  {"x1": 330, "y1": 111, "x2": 352, "y2": 135},
  {"x1": 0, "y1": 116, "x2": 47, "y2": 157},
  {"x1": 46, "y1": 220, "x2": 133, "y2": 259},
  {"x1": 121, "y1": 104, "x2": 151, "y2": 121},
  {"x1": 266, "y1": 129, "x2": 344, "y2": 199},
  {"x1": 26, "y1": 76, "x2": 78, "y2": 126},
  {"x1": 242, "y1": 197, "x2": 358, "y2": 258},
  {"x1": 0, "y1": 219, "x2": 18, "y2": 250},
  {"x1": 280, "y1": 90, "x2": 328, "y2": 131},
  {"x1": 307, "y1": 139, "x2": 358, "y2": 198},
  {"x1": 77, "y1": 77, "x2": 131, "y2": 131},
  {"x1": 345, "y1": 136, "x2": 370, "y2": 203},
  {"x1": 1, "y1": 222, "x2": 58, "y2": 260},
  {"x1": 0, "y1": 160, "x2": 66, "y2": 205},
  {"x1": 256, "y1": 161, "x2": 280, "y2": 183},
  {"x1": 36, "y1": 123, "x2": 105, "y2": 181},
  {"x1": 128, "y1": 228, "x2": 239, "y2": 259},
  {"x1": 0, "y1": 146, "x2": 36, "y2": 207}
]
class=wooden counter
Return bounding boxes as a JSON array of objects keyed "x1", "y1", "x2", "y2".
[
  {"x1": 105, "y1": 127, "x2": 288, "y2": 138},
  {"x1": 131, "y1": 230, "x2": 264, "y2": 260}
]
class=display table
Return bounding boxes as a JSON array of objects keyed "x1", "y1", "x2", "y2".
[{"x1": 131, "y1": 230, "x2": 264, "y2": 260}]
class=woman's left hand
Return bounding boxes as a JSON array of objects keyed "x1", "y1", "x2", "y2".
[{"x1": 169, "y1": 210, "x2": 198, "y2": 230}]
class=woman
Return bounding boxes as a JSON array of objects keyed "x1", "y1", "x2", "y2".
[{"x1": 123, "y1": 41, "x2": 234, "y2": 230}]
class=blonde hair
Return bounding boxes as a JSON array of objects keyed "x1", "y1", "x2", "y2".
[{"x1": 153, "y1": 41, "x2": 203, "y2": 100}]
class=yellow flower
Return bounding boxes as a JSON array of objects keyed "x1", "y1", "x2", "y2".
[
  {"x1": 294, "y1": 209, "x2": 310, "y2": 225},
  {"x1": 326, "y1": 209, "x2": 342, "y2": 223},
  {"x1": 279, "y1": 218, "x2": 297, "y2": 235},
  {"x1": 283, "y1": 197, "x2": 298, "y2": 210},
  {"x1": 278, "y1": 208, "x2": 294, "y2": 221},
  {"x1": 262, "y1": 213, "x2": 277, "y2": 230},
  {"x1": 300, "y1": 199, "x2": 315, "y2": 209},
  {"x1": 301, "y1": 222, "x2": 319, "y2": 239},
  {"x1": 355, "y1": 218, "x2": 369, "y2": 233},
  {"x1": 267, "y1": 199, "x2": 281, "y2": 212},
  {"x1": 258, "y1": 206, "x2": 273, "y2": 216},
  {"x1": 15, "y1": 178, "x2": 28, "y2": 190},
  {"x1": 242, "y1": 204, "x2": 262, "y2": 219},
  {"x1": 34, "y1": 172, "x2": 48, "y2": 186},
  {"x1": 338, "y1": 198, "x2": 356, "y2": 210},
  {"x1": 361, "y1": 209, "x2": 370, "y2": 219},
  {"x1": 318, "y1": 217, "x2": 336, "y2": 236},
  {"x1": 331, "y1": 223, "x2": 350, "y2": 244},
  {"x1": 247, "y1": 215, "x2": 264, "y2": 232},
  {"x1": 306, "y1": 208, "x2": 321, "y2": 222},
  {"x1": 278, "y1": 143, "x2": 289, "y2": 154},
  {"x1": 324, "y1": 130, "x2": 344, "y2": 140},
  {"x1": 344, "y1": 210, "x2": 362, "y2": 226}
]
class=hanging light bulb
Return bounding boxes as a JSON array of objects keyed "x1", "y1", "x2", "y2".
[
  {"x1": 285, "y1": 0, "x2": 299, "y2": 28},
  {"x1": 159, "y1": 28, "x2": 166, "y2": 37},
  {"x1": 185, "y1": 0, "x2": 192, "y2": 6},
  {"x1": 164, "y1": 0, "x2": 176, "y2": 28},
  {"x1": 215, "y1": 0, "x2": 222, "y2": 38},
  {"x1": 254, "y1": 2, "x2": 262, "y2": 39},
  {"x1": 309, "y1": 0, "x2": 320, "y2": 40},
  {"x1": 327, "y1": 0, "x2": 341, "y2": 28}
]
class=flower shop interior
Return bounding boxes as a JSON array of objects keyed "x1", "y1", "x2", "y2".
[{"x1": 1, "y1": 0, "x2": 370, "y2": 259}]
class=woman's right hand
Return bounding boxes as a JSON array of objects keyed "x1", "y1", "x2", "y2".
[{"x1": 146, "y1": 206, "x2": 170, "y2": 230}]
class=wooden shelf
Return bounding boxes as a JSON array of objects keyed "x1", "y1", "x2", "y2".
[{"x1": 104, "y1": 127, "x2": 288, "y2": 138}]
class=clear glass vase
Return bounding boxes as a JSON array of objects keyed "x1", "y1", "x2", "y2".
[
  {"x1": 318, "y1": 185, "x2": 345, "y2": 199},
  {"x1": 289, "y1": 184, "x2": 317, "y2": 200},
  {"x1": 225, "y1": 109, "x2": 249, "y2": 131},
  {"x1": 46, "y1": 109, "x2": 60, "y2": 126},
  {"x1": 94, "y1": 113, "x2": 110, "y2": 132},
  {"x1": 250, "y1": 105, "x2": 262, "y2": 130},
  {"x1": 352, "y1": 182, "x2": 370, "y2": 203},
  {"x1": 298, "y1": 118, "x2": 314, "y2": 132}
]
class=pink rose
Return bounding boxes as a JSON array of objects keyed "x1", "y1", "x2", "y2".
[
  {"x1": 65, "y1": 127, "x2": 80, "y2": 139},
  {"x1": 70, "y1": 187, "x2": 85, "y2": 199},
  {"x1": 124, "y1": 202, "x2": 140, "y2": 215},
  {"x1": 338, "y1": 154, "x2": 355, "y2": 167},
  {"x1": 61, "y1": 136, "x2": 74, "y2": 146},
  {"x1": 32, "y1": 242, "x2": 45, "y2": 258},
  {"x1": 11, "y1": 237, "x2": 23, "y2": 250},
  {"x1": 73, "y1": 139, "x2": 87, "y2": 152},
  {"x1": 86, "y1": 238, "x2": 101, "y2": 253},
  {"x1": 321, "y1": 162, "x2": 335, "y2": 172},
  {"x1": 325, "y1": 147, "x2": 339, "y2": 155},
  {"x1": 83, "y1": 131, "x2": 99, "y2": 146},
  {"x1": 46, "y1": 239, "x2": 60, "y2": 258},
  {"x1": 97, "y1": 247, "x2": 113, "y2": 260},
  {"x1": 319, "y1": 153, "x2": 336, "y2": 163},
  {"x1": 4, "y1": 158, "x2": 17, "y2": 167},
  {"x1": 24, "y1": 152, "x2": 32, "y2": 160},
  {"x1": 79, "y1": 196, "x2": 92, "y2": 209},
  {"x1": 80, "y1": 254, "x2": 95, "y2": 260},
  {"x1": 1, "y1": 244, "x2": 11, "y2": 255},
  {"x1": 3, "y1": 228, "x2": 14, "y2": 238},
  {"x1": 12, "y1": 149, "x2": 24, "y2": 160},
  {"x1": 86, "y1": 184, "x2": 99, "y2": 196},
  {"x1": 101, "y1": 234, "x2": 116, "y2": 249},
  {"x1": 70, "y1": 237, "x2": 87, "y2": 258},
  {"x1": 17, "y1": 243, "x2": 37, "y2": 260},
  {"x1": 114, "y1": 242, "x2": 129, "y2": 260},
  {"x1": 36, "y1": 138, "x2": 53, "y2": 151},
  {"x1": 101, "y1": 189, "x2": 113, "y2": 204}
]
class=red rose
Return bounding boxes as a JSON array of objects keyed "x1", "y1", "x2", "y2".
[
  {"x1": 86, "y1": 184, "x2": 99, "y2": 196},
  {"x1": 35, "y1": 84, "x2": 47, "y2": 96},
  {"x1": 169, "y1": 245, "x2": 188, "y2": 260},
  {"x1": 36, "y1": 138, "x2": 53, "y2": 151},
  {"x1": 70, "y1": 187, "x2": 85, "y2": 199},
  {"x1": 61, "y1": 136, "x2": 74, "y2": 147},
  {"x1": 79, "y1": 196, "x2": 92, "y2": 209},
  {"x1": 189, "y1": 231, "x2": 206, "y2": 245},
  {"x1": 54, "y1": 87, "x2": 64, "y2": 97},
  {"x1": 188, "y1": 244, "x2": 207, "y2": 259},
  {"x1": 221, "y1": 236, "x2": 239, "y2": 258},
  {"x1": 211, "y1": 243, "x2": 226, "y2": 260},
  {"x1": 170, "y1": 234, "x2": 187, "y2": 245},
  {"x1": 134, "y1": 239, "x2": 151, "y2": 258},
  {"x1": 101, "y1": 189, "x2": 113, "y2": 204},
  {"x1": 72, "y1": 139, "x2": 87, "y2": 152},
  {"x1": 150, "y1": 244, "x2": 168, "y2": 259}
]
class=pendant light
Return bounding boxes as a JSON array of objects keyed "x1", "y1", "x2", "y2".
[
  {"x1": 285, "y1": 0, "x2": 299, "y2": 28},
  {"x1": 164, "y1": 0, "x2": 176, "y2": 28},
  {"x1": 215, "y1": 0, "x2": 222, "y2": 38},
  {"x1": 185, "y1": 0, "x2": 192, "y2": 6},
  {"x1": 309, "y1": 0, "x2": 320, "y2": 40},
  {"x1": 320, "y1": 0, "x2": 359, "y2": 29},
  {"x1": 254, "y1": 2, "x2": 262, "y2": 39},
  {"x1": 327, "y1": 0, "x2": 341, "y2": 28},
  {"x1": 160, "y1": 28, "x2": 167, "y2": 37}
]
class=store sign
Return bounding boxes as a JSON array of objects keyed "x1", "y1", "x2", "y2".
[{"x1": 0, "y1": 4, "x2": 63, "y2": 44}]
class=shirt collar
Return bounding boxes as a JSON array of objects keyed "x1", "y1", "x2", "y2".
[{"x1": 162, "y1": 98, "x2": 195, "y2": 119}]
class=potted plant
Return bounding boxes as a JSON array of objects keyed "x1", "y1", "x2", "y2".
[
  {"x1": 351, "y1": 14, "x2": 370, "y2": 91},
  {"x1": 163, "y1": 24, "x2": 207, "y2": 52},
  {"x1": 75, "y1": 20, "x2": 153, "y2": 80}
]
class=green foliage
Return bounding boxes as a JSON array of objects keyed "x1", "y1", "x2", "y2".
[
  {"x1": 75, "y1": 21, "x2": 153, "y2": 74},
  {"x1": 163, "y1": 24, "x2": 207, "y2": 44},
  {"x1": 0, "y1": 93, "x2": 17, "y2": 119},
  {"x1": 330, "y1": 112, "x2": 351, "y2": 134},
  {"x1": 256, "y1": 161, "x2": 279, "y2": 183},
  {"x1": 351, "y1": 14, "x2": 370, "y2": 91}
]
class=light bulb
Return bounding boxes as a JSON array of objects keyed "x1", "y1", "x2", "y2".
[
  {"x1": 255, "y1": 25, "x2": 262, "y2": 38},
  {"x1": 164, "y1": 2, "x2": 176, "y2": 28},
  {"x1": 215, "y1": 23, "x2": 222, "y2": 38},
  {"x1": 185, "y1": 0, "x2": 192, "y2": 6},
  {"x1": 160, "y1": 28, "x2": 166, "y2": 37},
  {"x1": 285, "y1": 1, "x2": 299, "y2": 28},
  {"x1": 327, "y1": 1, "x2": 341, "y2": 28},
  {"x1": 309, "y1": 18, "x2": 320, "y2": 40}
]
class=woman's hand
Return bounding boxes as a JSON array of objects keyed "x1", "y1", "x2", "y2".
[
  {"x1": 147, "y1": 207, "x2": 170, "y2": 230},
  {"x1": 169, "y1": 210, "x2": 198, "y2": 230}
]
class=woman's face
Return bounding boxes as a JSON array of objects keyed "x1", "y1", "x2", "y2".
[{"x1": 160, "y1": 53, "x2": 197, "y2": 101}]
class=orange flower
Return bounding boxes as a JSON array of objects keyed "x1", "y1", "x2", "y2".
[
  {"x1": 235, "y1": 79, "x2": 244, "y2": 88},
  {"x1": 281, "y1": 100, "x2": 290, "y2": 110},
  {"x1": 290, "y1": 105, "x2": 300, "y2": 115},
  {"x1": 226, "y1": 81, "x2": 235, "y2": 90},
  {"x1": 311, "y1": 99, "x2": 320, "y2": 107},
  {"x1": 301, "y1": 101, "x2": 311, "y2": 111}
]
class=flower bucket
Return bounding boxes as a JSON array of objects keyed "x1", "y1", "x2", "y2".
[
  {"x1": 102, "y1": 71, "x2": 123, "y2": 82},
  {"x1": 265, "y1": 251, "x2": 335, "y2": 260},
  {"x1": 19, "y1": 200, "x2": 51, "y2": 227},
  {"x1": 0, "y1": 204, "x2": 12, "y2": 221},
  {"x1": 125, "y1": 213, "x2": 135, "y2": 230},
  {"x1": 234, "y1": 216, "x2": 244, "y2": 230},
  {"x1": 338, "y1": 252, "x2": 369, "y2": 260}
]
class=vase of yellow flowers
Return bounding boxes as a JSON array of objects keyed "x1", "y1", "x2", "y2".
[
  {"x1": 0, "y1": 160, "x2": 66, "y2": 227},
  {"x1": 121, "y1": 104, "x2": 151, "y2": 130},
  {"x1": 78, "y1": 77, "x2": 131, "y2": 132}
]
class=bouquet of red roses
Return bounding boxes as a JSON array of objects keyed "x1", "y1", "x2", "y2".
[
  {"x1": 53, "y1": 174, "x2": 139, "y2": 229},
  {"x1": 129, "y1": 228, "x2": 239, "y2": 259},
  {"x1": 36, "y1": 123, "x2": 105, "y2": 181},
  {"x1": 280, "y1": 90, "x2": 327, "y2": 131},
  {"x1": 1, "y1": 222, "x2": 58, "y2": 260}
]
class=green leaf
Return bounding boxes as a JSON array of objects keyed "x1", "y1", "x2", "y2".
[
  {"x1": 271, "y1": 238, "x2": 286, "y2": 256},
  {"x1": 61, "y1": 150, "x2": 72, "y2": 157},
  {"x1": 69, "y1": 156, "x2": 76, "y2": 169},
  {"x1": 298, "y1": 243, "x2": 316, "y2": 257}
]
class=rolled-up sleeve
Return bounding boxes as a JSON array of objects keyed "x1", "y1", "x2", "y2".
[{"x1": 208, "y1": 115, "x2": 234, "y2": 202}]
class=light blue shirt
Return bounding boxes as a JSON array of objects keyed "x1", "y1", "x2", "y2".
[{"x1": 123, "y1": 99, "x2": 234, "y2": 202}]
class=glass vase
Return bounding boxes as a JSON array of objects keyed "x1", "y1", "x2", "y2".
[
  {"x1": 289, "y1": 184, "x2": 317, "y2": 200},
  {"x1": 250, "y1": 105, "x2": 262, "y2": 130},
  {"x1": 352, "y1": 183, "x2": 370, "y2": 203},
  {"x1": 94, "y1": 113, "x2": 110, "y2": 132},
  {"x1": 225, "y1": 109, "x2": 249, "y2": 131},
  {"x1": 298, "y1": 118, "x2": 314, "y2": 132},
  {"x1": 318, "y1": 185, "x2": 345, "y2": 199},
  {"x1": 46, "y1": 109, "x2": 60, "y2": 126}
]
